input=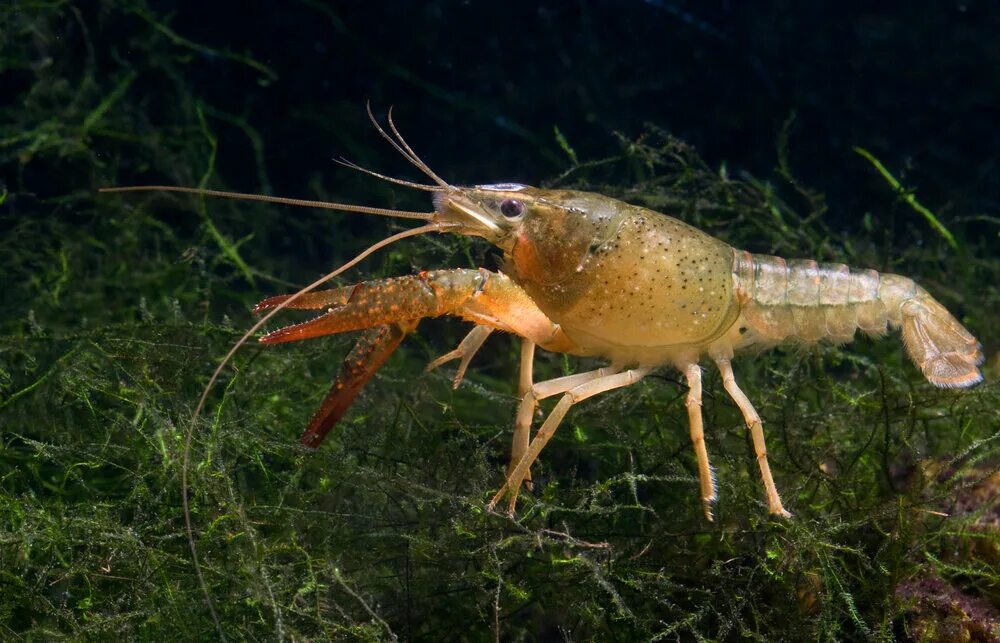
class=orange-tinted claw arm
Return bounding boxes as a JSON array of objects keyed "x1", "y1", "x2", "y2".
[
  {"x1": 256, "y1": 269, "x2": 573, "y2": 349},
  {"x1": 255, "y1": 268, "x2": 577, "y2": 450},
  {"x1": 299, "y1": 320, "x2": 417, "y2": 449}
]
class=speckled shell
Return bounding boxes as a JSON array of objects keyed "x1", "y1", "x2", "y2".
[{"x1": 507, "y1": 197, "x2": 740, "y2": 365}]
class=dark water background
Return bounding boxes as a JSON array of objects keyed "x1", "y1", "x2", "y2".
[
  {"x1": 11, "y1": 2, "x2": 1000, "y2": 256},
  {"x1": 2, "y1": 1, "x2": 998, "y2": 639}
]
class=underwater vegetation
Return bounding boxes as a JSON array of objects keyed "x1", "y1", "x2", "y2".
[{"x1": 2, "y1": 1, "x2": 998, "y2": 640}]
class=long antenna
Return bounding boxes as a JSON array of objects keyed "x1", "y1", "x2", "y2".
[{"x1": 99, "y1": 185, "x2": 436, "y2": 221}]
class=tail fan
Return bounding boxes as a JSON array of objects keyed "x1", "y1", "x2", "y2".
[{"x1": 899, "y1": 294, "x2": 984, "y2": 388}]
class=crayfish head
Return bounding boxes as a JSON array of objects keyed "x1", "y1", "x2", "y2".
[
  {"x1": 434, "y1": 185, "x2": 624, "y2": 288},
  {"x1": 432, "y1": 183, "x2": 535, "y2": 248}
]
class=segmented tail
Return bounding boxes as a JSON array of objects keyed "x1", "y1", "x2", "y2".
[{"x1": 733, "y1": 251, "x2": 984, "y2": 388}]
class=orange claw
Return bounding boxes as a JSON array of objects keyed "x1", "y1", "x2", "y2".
[
  {"x1": 254, "y1": 268, "x2": 569, "y2": 453},
  {"x1": 299, "y1": 321, "x2": 416, "y2": 449},
  {"x1": 252, "y1": 288, "x2": 353, "y2": 313}
]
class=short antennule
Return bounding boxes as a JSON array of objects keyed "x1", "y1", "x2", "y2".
[
  {"x1": 333, "y1": 157, "x2": 444, "y2": 192},
  {"x1": 386, "y1": 106, "x2": 450, "y2": 188},
  {"x1": 366, "y1": 102, "x2": 451, "y2": 189}
]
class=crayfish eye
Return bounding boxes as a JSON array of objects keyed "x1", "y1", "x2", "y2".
[{"x1": 499, "y1": 198, "x2": 525, "y2": 219}]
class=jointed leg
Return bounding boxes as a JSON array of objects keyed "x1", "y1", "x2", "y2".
[
  {"x1": 489, "y1": 367, "x2": 649, "y2": 515},
  {"x1": 713, "y1": 357, "x2": 790, "y2": 518},
  {"x1": 425, "y1": 325, "x2": 494, "y2": 388},
  {"x1": 682, "y1": 363, "x2": 717, "y2": 521},
  {"x1": 508, "y1": 366, "x2": 621, "y2": 481},
  {"x1": 509, "y1": 340, "x2": 537, "y2": 486},
  {"x1": 428, "y1": 331, "x2": 541, "y2": 488},
  {"x1": 517, "y1": 341, "x2": 535, "y2": 406}
]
